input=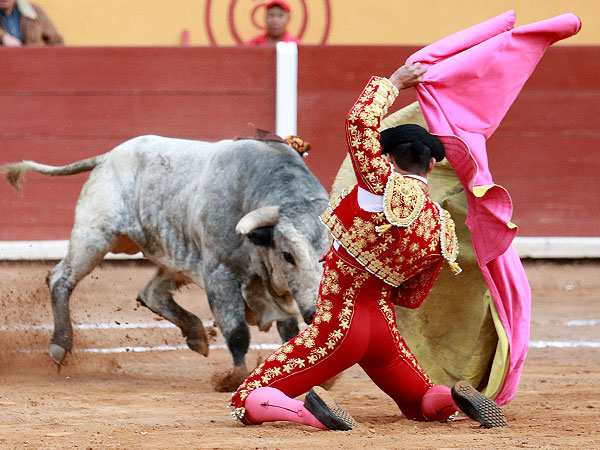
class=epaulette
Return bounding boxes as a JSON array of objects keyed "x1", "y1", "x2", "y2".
[
  {"x1": 376, "y1": 173, "x2": 425, "y2": 234},
  {"x1": 437, "y1": 205, "x2": 461, "y2": 274}
]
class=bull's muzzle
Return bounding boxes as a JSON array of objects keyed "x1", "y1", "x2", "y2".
[{"x1": 301, "y1": 309, "x2": 315, "y2": 325}]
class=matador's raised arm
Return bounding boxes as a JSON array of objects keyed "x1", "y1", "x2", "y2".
[
  {"x1": 345, "y1": 63, "x2": 426, "y2": 195},
  {"x1": 345, "y1": 76, "x2": 397, "y2": 195}
]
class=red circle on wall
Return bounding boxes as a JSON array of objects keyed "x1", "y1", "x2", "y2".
[{"x1": 205, "y1": 0, "x2": 331, "y2": 45}]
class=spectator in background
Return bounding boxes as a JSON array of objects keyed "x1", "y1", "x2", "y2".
[
  {"x1": 0, "y1": 0, "x2": 63, "y2": 46},
  {"x1": 246, "y1": 0, "x2": 299, "y2": 46}
]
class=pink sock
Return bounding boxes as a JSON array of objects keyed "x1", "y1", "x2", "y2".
[
  {"x1": 421, "y1": 385, "x2": 459, "y2": 421},
  {"x1": 244, "y1": 387, "x2": 327, "y2": 429}
]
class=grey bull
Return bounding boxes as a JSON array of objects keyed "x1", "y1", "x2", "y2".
[{"x1": 2, "y1": 135, "x2": 330, "y2": 386}]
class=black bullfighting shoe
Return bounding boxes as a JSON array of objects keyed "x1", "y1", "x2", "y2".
[
  {"x1": 451, "y1": 381, "x2": 508, "y2": 428},
  {"x1": 304, "y1": 386, "x2": 358, "y2": 431}
]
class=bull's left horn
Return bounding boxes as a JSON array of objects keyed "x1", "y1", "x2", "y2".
[{"x1": 235, "y1": 206, "x2": 279, "y2": 235}]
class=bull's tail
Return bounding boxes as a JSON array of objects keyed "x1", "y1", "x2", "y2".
[{"x1": 0, "y1": 155, "x2": 103, "y2": 191}]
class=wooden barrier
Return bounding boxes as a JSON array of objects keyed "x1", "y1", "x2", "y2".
[
  {"x1": 299, "y1": 46, "x2": 600, "y2": 238},
  {"x1": 0, "y1": 47, "x2": 276, "y2": 240},
  {"x1": 0, "y1": 46, "x2": 598, "y2": 241}
]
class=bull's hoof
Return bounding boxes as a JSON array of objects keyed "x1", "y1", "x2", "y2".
[
  {"x1": 183, "y1": 321, "x2": 211, "y2": 356},
  {"x1": 186, "y1": 338, "x2": 209, "y2": 357},
  {"x1": 210, "y1": 364, "x2": 249, "y2": 392},
  {"x1": 48, "y1": 344, "x2": 70, "y2": 367}
]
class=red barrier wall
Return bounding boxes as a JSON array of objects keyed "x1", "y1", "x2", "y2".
[
  {"x1": 298, "y1": 46, "x2": 600, "y2": 238},
  {"x1": 1, "y1": 46, "x2": 598, "y2": 241},
  {"x1": 0, "y1": 47, "x2": 276, "y2": 240}
]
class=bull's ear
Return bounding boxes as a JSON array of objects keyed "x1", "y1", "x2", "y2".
[{"x1": 246, "y1": 226, "x2": 274, "y2": 247}]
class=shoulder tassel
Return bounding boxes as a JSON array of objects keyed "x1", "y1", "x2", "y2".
[{"x1": 448, "y1": 260, "x2": 462, "y2": 275}]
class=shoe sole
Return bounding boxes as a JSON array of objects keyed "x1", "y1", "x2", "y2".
[
  {"x1": 451, "y1": 381, "x2": 507, "y2": 428},
  {"x1": 304, "y1": 386, "x2": 358, "y2": 431}
]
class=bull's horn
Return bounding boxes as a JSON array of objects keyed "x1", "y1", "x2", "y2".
[{"x1": 235, "y1": 206, "x2": 280, "y2": 235}]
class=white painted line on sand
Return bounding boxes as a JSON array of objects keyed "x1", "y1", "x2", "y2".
[
  {"x1": 76, "y1": 343, "x2": 282, "y2": 354},
  {"x1": 529, "y1": 341, "x2": 600, "y2": 349},
  {"x1": 564, "y1": 320, "x2": 599, "y2": 327},
  {"x1": 3, "y1": 323, "x2": 599, "y2": 352},
  {"x1": 79, "y1": 344, "x2": 189, "y2": 353},
  {"x1": 12, "y1": 343, "x2": 282, "y2": 354},
  {"x1": 2, "y1": 318, "x2": 597, "y2": 333},
  {"x1": 12, "y1": 341, "x2": 600, "y2": 354},
  {"x1": 8, "y1": 341, "x2": 600, "y2": 354},
  {"x1": 0, "y1": 321, "x2": 216, "y2": 331}
]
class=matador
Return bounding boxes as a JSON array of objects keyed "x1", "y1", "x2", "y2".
[{"x1": 228, "y1": 63, "x2": 507, "y2": 430}]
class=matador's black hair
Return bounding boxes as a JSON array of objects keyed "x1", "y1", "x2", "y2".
[{"x1": 380, "y1": 124, "x2": 445, "y2": 176}]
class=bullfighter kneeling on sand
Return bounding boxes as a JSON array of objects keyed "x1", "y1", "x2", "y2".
[{"x1": 228, "y1": 62, "x2": 507, "y2": 430}]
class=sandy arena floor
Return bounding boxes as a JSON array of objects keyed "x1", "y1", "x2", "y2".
[{"x1": 0, "y1": 260, "x2": 598, "y2": 449}]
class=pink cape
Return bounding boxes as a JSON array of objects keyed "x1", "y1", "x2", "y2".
[{"x1": 407, "y1": 11, "x2": 581, "y2": 404}]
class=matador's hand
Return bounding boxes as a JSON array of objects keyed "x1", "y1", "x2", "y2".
[{"x1": 389, "y1": 62, "x2": 426, "y2": 90}]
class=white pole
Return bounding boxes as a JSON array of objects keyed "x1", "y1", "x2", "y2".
[{"x1": 275, "y1": 41, "x2": 298, "y2": 137}]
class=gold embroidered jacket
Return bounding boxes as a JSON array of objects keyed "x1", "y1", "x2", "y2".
[{"x1": 321, "y1": 76, "x2": 460, "y2": 309}]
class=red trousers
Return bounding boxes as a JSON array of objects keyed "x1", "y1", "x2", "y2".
[{"x1": 230, "y1": 244, "x2": 434, "y2": 421}]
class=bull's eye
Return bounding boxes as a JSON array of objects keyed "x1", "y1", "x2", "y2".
[{"x1": 283, "y1": 251, "x2": 296, "y2": 266}]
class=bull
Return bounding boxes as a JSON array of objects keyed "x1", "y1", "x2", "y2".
[{"x1": 1, "y1": 135, "x2": 330, "y2": 387}]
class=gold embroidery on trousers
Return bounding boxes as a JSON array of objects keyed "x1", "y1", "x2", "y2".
[
  {"x1": 232, "y1": 259, "x2": 368, "y2": 405},
  {"x1": 376, "y1": 293, "x2": 433, "y2": 386}
]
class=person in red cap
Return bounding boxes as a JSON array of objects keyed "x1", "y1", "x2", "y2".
[{"x1": 246, "y1": 1, "x2": 299, "y2": 46}]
